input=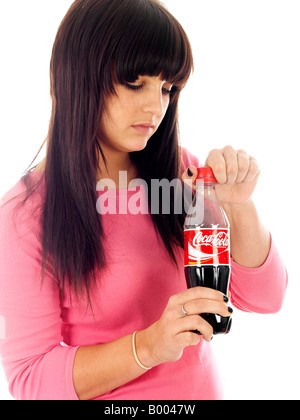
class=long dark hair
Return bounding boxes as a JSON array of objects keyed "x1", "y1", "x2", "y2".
[{"x1": 26, "y1": 0, "x2": 193, "y2": 300}]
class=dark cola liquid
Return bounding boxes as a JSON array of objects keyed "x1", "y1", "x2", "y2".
[{"x1": 184, "y1": 265, "x2": 232, "y2": 335}]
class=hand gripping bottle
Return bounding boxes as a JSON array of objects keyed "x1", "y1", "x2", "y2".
[{"x1": 184, "y1": 167, "x2": 232, "y2": 335}]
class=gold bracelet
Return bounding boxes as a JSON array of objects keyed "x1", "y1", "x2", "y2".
[{"x1": 132, "y1": 331, "x2": 152, "y2": 371}]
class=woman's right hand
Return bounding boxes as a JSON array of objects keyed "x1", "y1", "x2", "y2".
[{"x1": 136, "y1": 287, "x2": 232, "y2": 368}]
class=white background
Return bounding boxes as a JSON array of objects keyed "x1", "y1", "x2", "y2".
[{"x1": 0, "y1": 0, "x2": 299, "y2": 400}]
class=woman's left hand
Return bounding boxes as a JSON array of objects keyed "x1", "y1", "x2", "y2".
[{"x1": 183, "y1": 146, "x2": 260, "y2": 206}]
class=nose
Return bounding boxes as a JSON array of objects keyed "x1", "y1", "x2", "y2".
[{"x1": 142, "y1": 89, "x2": 166, "y2": 117}]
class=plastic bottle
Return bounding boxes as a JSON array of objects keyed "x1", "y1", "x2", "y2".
[{"x1": 184, "y1": 167, "x2": 232, "y2": 334}]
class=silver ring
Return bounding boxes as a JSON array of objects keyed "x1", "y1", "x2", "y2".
[{"x1": 181, "y1": 304, "x2": 188, "y2": 317}]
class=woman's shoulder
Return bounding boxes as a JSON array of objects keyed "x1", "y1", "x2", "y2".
[
  {"x1": 0, "y1": 172, "x2": 44, "y2": 236},
  {"x1": 0, "y1": 172, "x2": 44, "y2": 208}
]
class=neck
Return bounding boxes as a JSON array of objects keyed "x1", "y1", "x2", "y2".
[{"x1": 97, "y1": 146, "x2": 138, "y2": 189}]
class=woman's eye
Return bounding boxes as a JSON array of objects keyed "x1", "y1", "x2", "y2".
[
  {"x1": 124, "y1": 82, "x2": 174, "y2": 95},
  {"x1": 124, "y1": 83, "x2": 143, "y2": 91}
]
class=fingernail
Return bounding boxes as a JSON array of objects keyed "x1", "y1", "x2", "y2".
[
  {"x1": 223, "y1": 295, "x2": 229, "y2": 303},
  {"x1": 228, "y1": 307, "x2": 233, "y2": 314},
  {"x1": 187, "y1": 168, "x2": 193, "y2": 177}
]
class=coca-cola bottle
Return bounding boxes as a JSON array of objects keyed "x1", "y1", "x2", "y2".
[{"x1": 184, "y1": 167, "x2": 232, "y2": 335}]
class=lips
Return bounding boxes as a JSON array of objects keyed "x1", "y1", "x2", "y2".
[{"x1": 132, "y1": 123, "x2": 155, "y2": 134}]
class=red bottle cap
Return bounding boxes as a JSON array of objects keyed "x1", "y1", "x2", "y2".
[{"x1": 196, "y1": 167, "x2": 217, "y2": 183}]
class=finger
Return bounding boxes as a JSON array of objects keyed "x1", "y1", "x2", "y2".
[
  {"x1": 205, "y1": 149, "x2": 227, "y2": 184},
  {"x1": 184, "y1": 298, "x2": 233, "y2": 318},
  {"x1": 178, "y1": 317, "x2": 214, "y2": 343},
  {"x1": 244, "y1": 157, "x2": 260, "y2": 183},
  {"x1": 182, "y1": 165, "x2": 197, "y2": 189},
  {"x1": 236, "y1": 149, "x2": 250, "y2": 183},
  {"x1": 177, "y1": 330, "x2": 203, "y2": 346},
  {"x1": 222, "y1": 145, "x2": 239, "y2": 185},
  {"x1": 172, "y1": 286, "x2": 226, "y2": 307}
]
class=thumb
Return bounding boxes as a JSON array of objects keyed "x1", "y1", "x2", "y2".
[{"x1": 182, "y1": 165, "x2": 197, "y2": 186}]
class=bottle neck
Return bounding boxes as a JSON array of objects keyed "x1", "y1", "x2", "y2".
[
  {"x1": 195, "y1": 180, "x2": 216, "y2": 191},
  {"x1": 187, "y1": 180, "x2": 229, "y2": 229},
  {"x1": 195, "y1": 180, "x2": 218, "y2": 204}
]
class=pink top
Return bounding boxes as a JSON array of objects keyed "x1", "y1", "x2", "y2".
[{"x1": 0, "y1": 148, "x2": 287, "y2": 400}]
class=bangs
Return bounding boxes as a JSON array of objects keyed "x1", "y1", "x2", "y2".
[{"x1": 112, "y1": 0, "x2": 193, "y2": 88}]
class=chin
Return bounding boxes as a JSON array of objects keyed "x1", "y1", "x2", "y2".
[{"x1": 127, "y1": 139, "x2": 150, "y2": 153}]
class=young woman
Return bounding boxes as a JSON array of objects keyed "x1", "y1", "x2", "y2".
[{"x1": 0, "y1": 0, "x2": 287, "y2": 400}]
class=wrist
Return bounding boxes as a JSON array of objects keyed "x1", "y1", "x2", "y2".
[
  {"x1": 222, "y1": 199, "x2": 254, "y2": 216},
  {"x1": 132, "y1": 331, "x2": 151, "y2": 370},
  {"x1": 222, "y1": 199, "x2": 271, "y2": 268},
  {"x1": 135, "y1": 327, "x2": 161, "y2": 369},
  {"x1": 222, "y1": 200, "x2": 258, "y2": 229}
]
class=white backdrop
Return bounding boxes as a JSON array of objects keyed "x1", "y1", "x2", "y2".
[{"x1": 0, "y1": 0, "x2": 299, "y2": 400}]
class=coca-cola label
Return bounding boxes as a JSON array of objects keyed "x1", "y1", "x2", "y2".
[{"x1": 184, "y1": 228, "x2": 230, "y2": 266}]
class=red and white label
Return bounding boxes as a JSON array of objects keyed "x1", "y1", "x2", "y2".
[{"x1": 184, "y1": 228, "x2": 230, "y2": 266}]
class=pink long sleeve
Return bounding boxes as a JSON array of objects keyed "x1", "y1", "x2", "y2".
[
  {"x1": 0, "y1": 182, "x2": 79, "y2": 400},
  {"x1": 230, "y1": 237, "x2": 288, "y2": 314}
]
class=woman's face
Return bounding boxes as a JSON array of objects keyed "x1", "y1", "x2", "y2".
[{"x1": 98, "y1": 75, "x2": 173, "y2": 155}]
